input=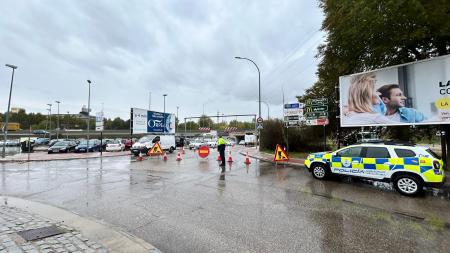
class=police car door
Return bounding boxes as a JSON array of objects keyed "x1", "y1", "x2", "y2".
[
  {"x1": 332, "y1": 146, "x2": 363, "y2": 175},
  {"x1": 360, "y1": 146, "x2": 391, "y2": 179}
]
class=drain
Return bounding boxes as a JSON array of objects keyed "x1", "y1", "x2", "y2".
[{"x1": 17, "y1": 225, "x2": 66, "y2": 241}]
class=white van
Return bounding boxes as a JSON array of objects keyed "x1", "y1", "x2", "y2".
[
  {"x1": 244, "y1": 133, "x2": 256, "y2": 146},
  {"x1": 130, "y1": 135, "x2": 176, "y2": 156}
]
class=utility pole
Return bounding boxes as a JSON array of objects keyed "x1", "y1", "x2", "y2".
[
  {"x1": 2, "y1": 64, "x2": 17, "y2": 158},
  {"x1": 55, "y1": 101, "x2": 60, "y2": 139}
]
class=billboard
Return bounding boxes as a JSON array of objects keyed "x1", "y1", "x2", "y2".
[
  {"x1": 131, "y1": 108, "x2": 175, "y2": 134},
  {"x1": 95, "y1": 112, "x2": 104, "y2": 131},
  {"x1": 339, "y1": 55, "x2": 450, "y2": 127}
]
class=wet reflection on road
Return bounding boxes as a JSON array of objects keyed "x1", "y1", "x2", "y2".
[{"x1": 0, "y1": 148, "x2": 449, "y2": 252}]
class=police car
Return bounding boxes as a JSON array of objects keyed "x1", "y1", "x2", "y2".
[{"x1": 304, "y1": 142, "x2": 445, "y2": 196}]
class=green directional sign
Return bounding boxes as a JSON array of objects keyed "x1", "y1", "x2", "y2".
[
  {"x1": 306, "y1": 98, "x2": 328, "y2": 107},
  {"x1": 305, "y1": 112, "x2": 328, "y2": 119},
  {"x1": 304, "y1": 106, "x2": 327, "y2": 114}
]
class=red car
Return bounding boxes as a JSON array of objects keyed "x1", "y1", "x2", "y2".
[{"x1": 121, "y1": 139, "x2": 134, "y2": 151}]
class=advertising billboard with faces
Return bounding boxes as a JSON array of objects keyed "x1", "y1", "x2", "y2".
[{"x1": 339, "y1": 55, "x2": 450, "y2": 127}]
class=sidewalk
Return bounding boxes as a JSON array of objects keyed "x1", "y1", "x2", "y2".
[
  {"x1": 0, "y1": 196, "x2": 160, "y2": 253},
  {"x1": 0, "y1": 151, "x2": 132, "y2": 163},
  {"x1": 239, "y1": 148, "x2": 450, "y2": 190}
]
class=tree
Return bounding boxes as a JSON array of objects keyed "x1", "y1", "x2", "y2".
[
  {"x1": 299, "y1": 0, "x2": 450, "y2": 143},
  {"x1": 198, "y1": 115, "x2": 214, "y2": 128}
]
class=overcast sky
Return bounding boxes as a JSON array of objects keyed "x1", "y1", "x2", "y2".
[{"x1": 0, "y1": 0, "x2": 325, "y2": 122}]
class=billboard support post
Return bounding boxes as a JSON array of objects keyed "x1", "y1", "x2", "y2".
[
  {"x1": 323, "y1": 125, "x2": 326, "y2": 151},
  {"x1": 440, "y1": 125, "x2": 447, "y2": 169}
]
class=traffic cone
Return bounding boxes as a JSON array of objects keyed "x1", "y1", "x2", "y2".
[
  {"x1": 227, "y1": 150, "x2": 233, "y2": 163},
  {"x1": 137, "y1": 152, "x2": 144, "y2": 161},
  {"x1": 176, "y1": 151, "x2": 182, "y2": 161},
  {"x1": 163, "y1": 152, "x2": 168, "y2": 161},
  {"x1": 217, "y1": 154, "x2": 222, "y2": 161},
  {"x1": 182, "y1": 146, "x2": 185, "y2": 155},
  {"x1": 244, "y1": 151, "x2": 251, "y2": 165}
]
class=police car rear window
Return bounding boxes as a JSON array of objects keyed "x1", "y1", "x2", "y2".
[
  {"x1": 394, "y1": 148, "x2": 416, "y2": 158},
  {"x1": 426, "y1": 149, "x2": 441, "y2": 159}
]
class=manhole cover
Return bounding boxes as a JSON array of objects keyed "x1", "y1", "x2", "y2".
[{"x1": 17, "y1": 225, "x2": 66, "y2": 241}]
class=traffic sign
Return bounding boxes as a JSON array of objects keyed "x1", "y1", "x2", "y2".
[
  {"x1": 256, "y1": 117, "x2": 263, "y2": 123},
  {"x1": 256, "y1": 123, "x2": 263, "y2": 130},
  {"x1": 304, "y1": 106, "x2": 327, "y2": 113},
  {"x1": 306, "y1": 118, "x2": 329, "y2": 126},
  {"x1": 273, "y1": 144, "x2": 289, "y2": 162},
  {"x1": 148, "y1": 142, "x2": 164, "y2": 156},
  {"x1": 198, "y1": 145, "x2": 210, "y2": 158},
  {"x1": 306, "y1": 98, "x2": 328, "y2": 107},
  {"x1": 305, "y1": 112, "x2": 328, "y2": 119}
]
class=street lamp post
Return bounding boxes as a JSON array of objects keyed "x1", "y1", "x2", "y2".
[
  {"x1": 261, "y1": 101, "x2": 270, "y2": 119},
  {"x1": 87, "y1": 80, "x2": 92, "y2": 151},
  {"x1": 235, "y1": 56, "x2": 261, "y2": 150},
  {"x1": 47, "y1": 103, "x2": 52, "y2": 139},
  {"x1": 176, "y1": 106, "x2": 179, "y2": 133},
  {"x1": 163, "y1": 94, "x2": 167, "y2": 134},
  {"x1": 55, "y1": 100, "x2": 60, "y2": 139},
  {"x1": 2, "y1": 64, "x2": 17, "y2": 158}
]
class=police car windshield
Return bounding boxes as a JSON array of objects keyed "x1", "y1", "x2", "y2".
[{"x1": 426, "y1": 149, "x2": 441, "y2": 159}]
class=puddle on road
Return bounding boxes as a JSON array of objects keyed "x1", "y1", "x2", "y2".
[{"x1": 347, "y1": 177, "x2": 450, "y2": 200}]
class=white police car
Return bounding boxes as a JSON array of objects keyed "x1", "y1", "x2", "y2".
[{"x1": 305, "y1": 142, "x2": 445, "y2": 196}]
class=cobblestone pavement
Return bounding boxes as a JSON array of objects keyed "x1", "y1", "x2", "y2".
[{"x1": 0, "y1": 205, "x2": 108, "y2": 253}]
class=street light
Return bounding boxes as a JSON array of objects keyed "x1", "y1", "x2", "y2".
[
  {"x1": 260, "y1": 100, "x2": 270, "y2": 119},
  {"x1": 47, "y1": 103, "x2": 52, "y2": 138},
  {"x1": 235, "y1": 56, "x2": 261, "y2": 150},
  {"x1": 2, "y1": 64, "x2": 17, "y2": 158},
  {"x1": 87, "y1": 80, "x2": 92, "y2": 150},
  {"x1": 163, "y1": 94, "x2": 167, "y2": 134},
  {"x1": 55, "y1": 100, "x2": 60, "y2": 139}
]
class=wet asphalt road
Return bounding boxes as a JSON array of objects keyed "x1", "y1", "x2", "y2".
[{"x1": 1, "y1": 147, "x2": 450, "y2": 253}]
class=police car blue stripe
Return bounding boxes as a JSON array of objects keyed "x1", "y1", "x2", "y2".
[
  {"x1": 332, "y1": 157, "x2": 341, "y2": 162},
  {"x1": 375, "y1": 158, "x2": 389, "y2": 164},
  {"x1": 420, "y1": 166, "x2": 433, "y2": 174},
  {"x1": 364, "y1": 164, "x2": 376, "y2": 170},
  {"x1": 404, "y1": 158, "x2": 419, "y2": 165},
  {"x1": 390, "y1": 165, "x2": 404, "y2": 170},
  {"x1": 352, "y1": 157, "x2": 361, "y2": 162}
]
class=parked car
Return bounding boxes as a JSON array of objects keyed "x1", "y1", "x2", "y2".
[
  {"x1": 121, "y1": 139, "x2": 133, "y2": 151},
  {"x1": 305, "y1": 141, "x2": 446, "y2": 196},
  {"x1": 49, "y1": 139, "x2": 66, "y2": 147},
  {"x1": 106, "y1": 140, "x2": 124, "y2": 152},
  {"x1": 48, "y1": 141, "x2": 77, "y2": 154},
  {"x1": 130, "y1": 135, "x2": 176, "y2": 156},
  {"x1": 226, "y1": 139, "x2": 236, "y2": 146},
  {"x1": 35, "y1": 138, "x2": 50, "y2": 145},
  {"x1": 189, "y1": 139, "x2": 205, "y2": 150},
  {"x1": 239, "y1": 140, "x2": 245, "y2": 145},
  {"x1": 206, "y1": 139, "x2": 217, "y2": 148},
  {"x1": 75, "y1": 140, "x2": 101, "y2": 152},
  {"x1": 32, "y1": 130, "x2": 49, "y2": 135},
  {"x1": 101, "y1": 139, "x2": 115, "y2": 151}
]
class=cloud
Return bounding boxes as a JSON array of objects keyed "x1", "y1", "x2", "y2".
[{"x1": 0, "y1": 0, "x2": 324, "y2": 121}]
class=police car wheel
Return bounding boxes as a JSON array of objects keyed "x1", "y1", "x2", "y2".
[
  {"x1": 394, "y1": 175, "x2": 422, "y2": 196},
  {"x1": 311, "y1": 164, "x2": 328, "y2": 179}
]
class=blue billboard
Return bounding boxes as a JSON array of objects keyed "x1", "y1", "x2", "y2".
[{"x1": 147, "y1": 111, "x2": 175, "y2": 134}]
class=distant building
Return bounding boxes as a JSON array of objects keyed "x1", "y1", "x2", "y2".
[{"x1": 10, "y1": 107, "x2": 25, "y2": 113}]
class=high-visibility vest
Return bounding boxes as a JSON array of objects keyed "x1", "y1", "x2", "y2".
[{"x1": 217, "y1": 137, "x2": 226, "y2": 145}]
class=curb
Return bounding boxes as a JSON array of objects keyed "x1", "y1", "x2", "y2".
[
  {"x1": 0, "y1": 152, "x2": 132, "y2": 163},
  {"x1": 1, "y1": 196, "x2": 160, "y2": 253}
]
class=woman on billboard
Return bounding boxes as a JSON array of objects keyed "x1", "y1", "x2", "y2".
[{"x1": 342, "y1": 73, "x2": 395, "y2": 125}]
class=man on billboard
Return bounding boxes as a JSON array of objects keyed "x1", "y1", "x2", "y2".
[{"x1": 377, "y1": 84, "x2": 426, "y2": 123}]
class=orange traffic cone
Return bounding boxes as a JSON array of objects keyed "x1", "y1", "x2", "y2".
[
  {"x1": 244, "y1": 151, "x2": 251, "y2": 165},
  {"x1": 227, "y1": 150, "x2": 233, "y2": 163},
  {"x1": 182, "y1": 147, "x2": 185, "y2": 155},
  {"x1": 217, "y1": 154, "x2": 222, "y2": 161},
  {"x1": 176, "y1": 151, "x2": 182, "y2": 161},
  {"x1": 137, "y1": 152, "x2": 144, "y2": 161},
  {"x1": 163, "y1": 152, "x2": 168, "y2": 161}
]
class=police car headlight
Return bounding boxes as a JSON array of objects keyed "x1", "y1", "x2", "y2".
[{"x1": 433, "y1": 160, "x2": 440, "y2": 170}]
